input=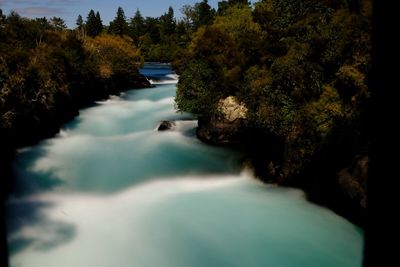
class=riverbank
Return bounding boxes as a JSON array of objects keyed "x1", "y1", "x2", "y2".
[
  {"x1": 0, "y1": 74, "x2": 150, "y2": 196},
  {"x1": 1, "y1": 15, "x2": 153, "y2": 199},
  {"x1": 173, "y1": 1, "x2": 371, "y2": 228},
  {"x1": 196, "y1": 116, "x2": 367, "y2": 228}
]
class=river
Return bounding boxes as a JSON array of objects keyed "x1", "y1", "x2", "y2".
[{"x1": 6, "y1": 63, "x2": 364, "y2": 267}]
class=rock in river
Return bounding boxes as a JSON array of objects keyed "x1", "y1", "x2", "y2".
[{"x1": 157, "y1": 121, "x2": 175, "y2": 131}]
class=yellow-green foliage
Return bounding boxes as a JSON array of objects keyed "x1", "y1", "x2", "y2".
[
  {"x1": 245, "y1": 66, "x2": 272, "y2": 92},
  {"x1": 336, "y1": 65, "x2": 369, "y2": 104},
  {"x1": 175, "y1": 60, "x2": 220, "y2": 116},
  {"x1": 85, "y1": 34, "x2": 142, "y2": 80},
  {"x1": 0, "y1": 13, "x2": 144, "y2": 146},
  {"x1": 213, "y1": 5, "x2": 262, "y2": 40},
  {"x1": 184, "y1": 25, "x2": 245, "y2": 93},
  {"x1": 175, "y1": 0, "x2": 371, "y2": 176},
  {"x1": 305, "y1": 85, "x2": 344, "y2": 139}
]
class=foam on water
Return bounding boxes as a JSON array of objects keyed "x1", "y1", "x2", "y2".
[
  {"x1": 7, "y1": 63, "x2": 364, "y2": 267},
  {"x1": 149, "y1": 78, "x2": 178, "y2": 85},
  {"x1": 8, "y1": 172, "x2": 363, "y2": 267}
]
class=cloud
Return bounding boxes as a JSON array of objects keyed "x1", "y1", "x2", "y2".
[
  {"x1": 14, "y1": 7, "x2": 65, "y2": 16},
  {"x1": 0, "y1": 0, "x2": 78, "y2": 5},
  {"x1": 0, "y1": 0, "x2": 39, "y2": 5},
  {"x1": 1, "y1": 0, "x2": 79, "y2": 17}
]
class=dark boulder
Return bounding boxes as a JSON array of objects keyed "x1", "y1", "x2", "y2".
[
  {"x1": 157, "y1": 121, "x2": 175, "y2": 131},
  {"x1": 196, "y1": 117, "x2": 247, "y2": 146}
]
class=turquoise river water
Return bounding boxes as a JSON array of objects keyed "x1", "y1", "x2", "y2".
[{"x1": 6, "y1": 64, "x2": 364, "y2": 267}]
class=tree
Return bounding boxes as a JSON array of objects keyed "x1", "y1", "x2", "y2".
[
  {"x1": 76, "y1": 14, "x2": 84, "y2": 30},
  {"x1": 0, "y1": 9, "x2": 5, "y2": 24},
  {"x1": 84, "y1": 34, "x2": 142, "y2": 87},
  {"x1": 175, "y1": 24, "x2": 245, "y2": 95},
  {"x1": 49, "y1": 17, "x2": 66, "y2": 30},
  {"x1": 129, "y1": 9, "x2": 145, "y2": 45},
  {"x1": 212, "y1": 5, "x2": 264, "y2": 65},
  {"x1": 176, "y1": 20, "x2": 188, "y2": 39},
  {"x1": 218, "y1": 0, "x2": 250, "y2": 15},
  {"x1": 159, "y1": 6, "x2": 176, "y2": 35},
  {"x1": 176, "y1": 60, "x2": 220, "y2": 116},
  {"x1": 175, "y1": 0, "x2": 371, "y2": 183},
  {"x1": 108, "y1": 7, "x2": 129, "y2": 36},
  {"x1": 194, "y1": 0, "x2": 215, "y2": 29},
  {"x1": 181, "y1": 0, "x2": 216, "y2": 32},
  {"x1": 86, "y1": 10, "x2": 102, "y2": 37},
  {"x1": 143, "y1": 17, "x2": 160, "y2": 43},
  {"x1": 180, "y1": 5, "x2": 194, "y2": 30},
  {"x1": 95, "y1": 12, "x2": 103, "y2": 34}
]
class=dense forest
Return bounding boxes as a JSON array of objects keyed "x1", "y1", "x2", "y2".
[
  {"x1": 0, "y1": 8, "x2": 150, "y2": 196},
  {"x1": 1, "y1": 0, "x2": 371, "y2": 226},
  {"x1": 174, "y1": 0, "x2": 372, "y2": 226}
]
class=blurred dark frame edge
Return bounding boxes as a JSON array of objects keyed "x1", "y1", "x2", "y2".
[{"x1": 364, "y1": 0, "x2": 397, "y2": 266}]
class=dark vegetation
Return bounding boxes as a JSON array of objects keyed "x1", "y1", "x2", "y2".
[
  {"x1": 0, "y1": 0, "x2": 220, "y2": 168},
  {"x1": 174, "y1": 0, "x2": 372, "y2": 227},
  {"x1": 1, "y1": 0, "x2": 371, "y2": 226},
  {"x1": 0, "y1": 9, "x2": 150, "y2": 197}
]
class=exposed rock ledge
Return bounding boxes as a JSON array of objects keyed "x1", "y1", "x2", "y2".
[
  {"x1": 197, "y1": 96, "x2": 249, "y2": 146},
  {"x1": 218, "y1": 96, "x2": 248, "y2": 122}
]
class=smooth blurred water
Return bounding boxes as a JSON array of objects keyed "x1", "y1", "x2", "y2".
[{"x1": 6, "y1": 64, "x2": 364, "y2": 267}]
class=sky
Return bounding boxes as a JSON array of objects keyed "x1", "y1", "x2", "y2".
[{"x1": 0, "y1": 0, "x2": 237, "y2": 29}]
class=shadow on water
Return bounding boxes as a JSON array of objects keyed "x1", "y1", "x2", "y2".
[
  {"x1": 6, "y1": 199, "x2": 76, "y2": 256},
  {"x1": 62, "y1": 116, "x2": 83, "y2": 132},
  {"x1": 12, "y1": 146, "x2": 64, "y2": 197},
  {"x1": 176, "y1": 125, "x2": 197, "y2": 138}
]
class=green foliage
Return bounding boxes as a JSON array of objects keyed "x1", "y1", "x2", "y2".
[
  {"x1": 108, "y1": 7, "x2": 129, "y2": 36},
  {"x1": 214, "y1": 5, "x2": 261, "y2": 42},
  {"x1": 181, "y1": 0, "x2": 216, "y2": 32},
  {"x1": 218, "y1": 0, "x2": 250, "y2": 15},
  {"x1": 97, "y1": 2, "x2": 210, "y2": 62},
  {"x1": 159, "y1": 7, "x2": 176, "y2": 36},
  {"x1": 304, "y1": 85, "x2": 345, "y2": 139},
  {"x1": 0, "y1": 9, "x2": 4, "y2": 22},
  {"x1": 49, "y1": 17, "x2": 66, "y2": 30},
  {"x1": 244, "y1": 79, "x2": 299, "y2": 137},
  {"x1": 85, "y1": 34, "x2": 142, "y2": 87},
  {"x1": 176, "y1": 60, "x2": 220, "y2": 116},
  {"x1": 95, "y1": 12, "x2": 103, "y2": 33},
  {"x1": 175, "y1": 0, "x2": 372, "y2": 177},
  {"x1": 0, "y1": 11, "x2": 144, "y2": 148},
  {"x1": 335, "y1": 64, "x2": 369, "y2": 105},
  {"x1": 129, "y1": 9, "x2": 145, "y2": 45},
  {"x1": 185, "y1": 25, "x2": 245, "y2": 93},
  {"x1": 174, "y1": 5, "x2": 264, "y2": 109},
  {"x1": 137, "y1": 7, "x2": 178, "y2": 62},
  {"x1": 270, "y1": 42, "x2": 323, "y2": 102},
  {"x1": 85, "y1": 10, "x2": 103, "y2": 37},
  {"x1": 142, "y1": 17, "x2": 161, "y2": 44},
  {"x1": 193, "y1": 0, "x2": 215, "y2": 29},
  {"x1": 146, "y1": 42, "x2": 180, "y2": 63},
  {"x1": 76, "y1": 15, "x2": 84, "y2": 30}
]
